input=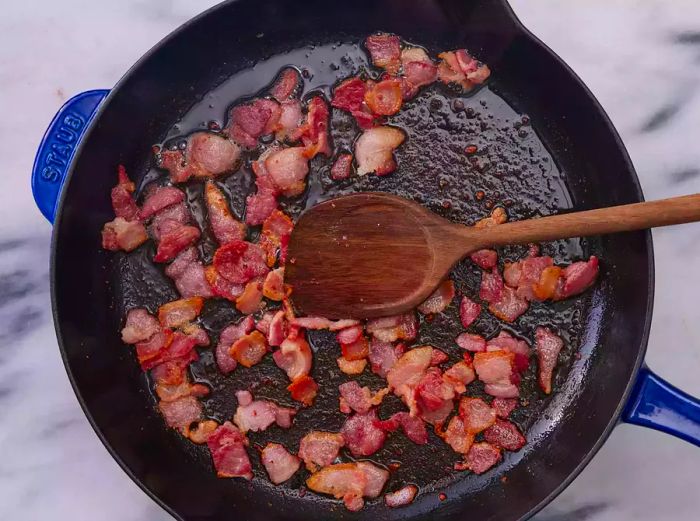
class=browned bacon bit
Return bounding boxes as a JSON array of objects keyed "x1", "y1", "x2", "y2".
[
  {"x1": 207, "y1": 421, "x2": 253, "y2": 479},
  {"x1": 306, "y1": 461, "x2": 389, "y2": 512},
  {"x1": 492, "y1": 397, "x2": 518, "y2": 419},
  {"x1": 366, "y1": 312, "x2": 417, "y2": 343},
  {"x1": 270, "y1": 67, "x2": 301, "y2": 102},
  {"x1": 226, "y1": 98, "x2": 281, "y2": 148},
  {"x1": 456, "y1": 332, "x2": 486, "y2": 352},
  {"x1": 261, "y1": 443, "x2": 301, "y2": 484},
  {"x1": 291, "y1": 316, "x2": 361, "y2": 331},
  {"x1": 330, "y1": 153, "x2": 353, "y2": 181},
  {"x1": 337, "y1": 356, "x2": 367, "y2": 375},
  {"x1": 244, "y1": 174, "x2": 279, "y2": 226},
  {"x1": 387, "y1": 346, "x2": 433, "y2": 410},
  {"x1": 364, "y1": 79, "x2": 403, "y2": 116},
  {"x1": 204, "y1": 265, "x2": 245, "y2": 301},
  {"x1": 230, "y1": 330, "x2": 268, "y2": 368},
  {"x1": 159, "y1": 132, "x2": 241, "y2": 183},
  {"x1": 338, "y1": 381, "x2": 389, "y2": 414},
  {"x1": 235, "y1": 277, "x2": 265, "y2": 314},
  {"x1": 155, "y1": 378, "x2": 209, "y2": 403},
  {"x1": 415, "y1": 368, "x2": 455, "y2": 424},
  {"x1": 487, "y1": 331, "x2": 531, "y2": 373},
  {"x1": 384, "y1": 484, "x2": 418, "y2": 508},
  {"x1": 110, "y1": 165, "x2": 140, "y2": 221},
  {"x1": 336, "y1": 324, "x2": 362, "y2": 345},
  {"x1": 470, "y1": 249, "x2": 497, "y2": 269},
  {"x1": 460, "y1": 397, "x2": 497, "y2": 434},
  {"x1": 288, "y1": 375, "x2": 319, "y2": 406},
  {"x1": 417, "y1": 279, "x2": 455, "y2": 315},
  {"x1": 297, "y1": 96, "x2": 331, "y2": 158},
  {"x1": 215, "y1": 315, "x2": 255, "y2": 374},
  {"x1": 298, "y1": 431, "x2": 345, "y2": 472},
  {"x1": 166, "y1": 248, "x2": 214, "y2": 298},
  {"x1": 365, "y1": 33, "x2": 402, "y2": 75},
  {"x1": 204, "y1": 181, "x2": 246, "y2": 244},
  {"x1": 400, "y1": 47, "x2": 437, "y2": 98},
  {"x1": 355, "y1": 126, "x2": 405, "y2": 176},
  {"x1": 153, "y1": 223, "x2": 201, "y2": 263},
  {"x1": 483, "y1": 419, "x2": 526, "y2": 451},
  {"x1": 475, "y1": 207, "x2": 507, "y2": 228},
  {"x1": 331, "y1": 77, "x2": 378, "y2": 129},
  {"x1": 340, "y1": 334, "x2": 370, "y2": 361},
  {"x1": 442, "y1": 416, "x2": 475, "y2": 454},
  {"x1": 213, "y1": 240, "x2": 269, "y2": 284},
  {"x1": 259, "y1": 209, "x2": 293, "y2": 266},
  {"x1": 443, "y1": 360, "x2": 476, "y2": 394},
  {"x1": 121, "y1": 308, "x2": 160, "y2": 344},
  {"x1": 140, "y1": 330, "x2": 201, "y2": 371},
  {"x1": 437, "y1": 49, "x2": 490, "y2": 91},
  {"x1": 341, "y1": 410, "x2": 387, "y2": 457},
  {"x1": 157, "y1": 297, "x2": 204, "y2": 329},
  {"x1": 430, "y1": 349, "x2": 449, "y2": 366},
  {"x1": 535, "y1": 326, "x2": 564, "y2": 394},
  {"x1": 489, "y1": 285, "x2": 529, "y2": 323},
  {"x1": 102, "y1": 217, "x2": 148, "y2": 252},
  {"x1": 262, "y1": 267, "x2": 285, "y2": 300},
  {"x1": 141, "y1": 186, "x2": 186, "y2": 220},
  {"x1": 187, "y1": 420, "x2": 219, "y2": 444},
  {"x1": 273, "y1": 334, "x2": 312, "y2": 380},
  {"x1": 504, "y1": 255, "x2": 599, "y2": 302},
  {"x1": 558, "y1": 256, "x2": 599, "y2": 299},
  {"x1": 464, "y1": 442, "x2": 502, "y2": 474},
  {"x1": 262, "y1": 147, "x2": 310, "y2": 197},
  {"x1": 159, "y1": 395, "x2": 203, "y2": 434},
  {"x1": 459, "y1": 296, "x2": 481, "y2": 328},
  {"x1": 377, "y1": 412, "x2": 428, "y2": 445},
  {"x1": 473, "y1": 351, "x2": 519, "y2": 398},
  {"x1": 233, "y1": 390, "x2": 296, "y2": 433}
]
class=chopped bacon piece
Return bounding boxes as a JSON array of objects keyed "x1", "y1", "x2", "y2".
[
  {"x1": 155, "y1": 378, "x2": 209, "y2": 403},
  {"x1": 557, "y1": 256, "x2": 599, "y2": 299},
  {"x1": 385, "y1": 485, "x2": 418, "y2": 508},
  {"x1": 307, "y1": 461, "x2": 388, "y2": 511},
  {"x1": 159, "y1": 395, "x2": 202, "y2": 434},
  {"x1": 475, "y1": 207, "x2": 507, "y2": 229},
  {"x1": 298, "y1": 96, "x2": 331, "y2": 158},
  {"x1": 159, "y1": 132, "x2": 241, "y2": 183},
  {"x1": 330, "y1": 153, "x2": 353, "y2": 181},
  {"x1": 533, "y1": 266, "x2": 563, "y2": 301},
  {"x1": 235, "y1": 278, "x2": 264, "y2": 314},
  {"x1": 157, "y1": 297, "x2": 204, "y2": 329},
  {"x1": 487, "y1": 331, "x2": 530, "y2": 372},
  {"x1": 270, "y1": 67, "x2": 301, "y2": 101},
  {"x1": 443, "y1": 415, "x2": 475, "y2": 455},
  {"x1": 336, "y1": 325, "x2": 363, "y2": 345},
  {"x1": 262, "y1": 267, "x2": 285, "y2": 301},
  {"x1": 387, "y1": 346, "x2": 433, "y2": 407},
  {"x1": 479, "y1": 267, "x2": 504, "y2": 303},
  {"x1": 261, "y1": 443, "x2": 300, "y2": 484},
  {"x1": 288, "y1": 375, "x2": 319, "y2": 406},
  {"x1": 204, "y1": 181, "x2": 246, "y2": 244},
  {"x1": 140, "y1": 330, "x2": 199, "y2": 371},
  {"x1": 153, "y1": 223, "x2": 200, "y2": 263},
  {"x1": 459, "y1": 397, "x2": 496, "y2": 433},
  {"x1": 430, "y1": 349, "x2": 449, "y2": 366},
  {"x1": 298, "y1": 431, "x2": 345, "y2": 472},
  {"x1": 437, "y1": 50, "x2": 491, "y2": 91},
  {"x1": 149, "y1": 204, "x2": 190, "y2": 243},
  {"x1": 470, "y1": 249, "x2": 498, "y2": 270},
  {"x1": 274, "y1": 335, "x2": 312, "y2": 381},
  {"x1": 267, "y1": 310, "x2": 288, "y2": 347},
  {"x1": 135, "y1": 329, "x2": 174, "y2": 367},
  {"x1": 258, "y1": 209, "x2": 293, "y2": 266},
  {"x1": 110, "y1": 165, "x2": 140, "y2": 221},
  {"x1": 509, "y1": 256, "x2": 554, "y2": 301},
  {"x1": 341, "y1": 335, "x2": 370, "y2": 361},
  {"x1": 244, "y1": 174, "x2": 279, "y2": 226},
  {"x1": 464, "y1": 442, "x2": 501, "y2": 474},
  {"x1": 483, "y1": 419, "x2": 526, "y2": 451},
  {"x1": 415, "y1": 368, "x2": 455, "y2": 424},
  {"x1": 263, "y1": 147, "x2": 309, "y2": 197},
  {"x1": 230, "y1": 330, "x2": 268, "y2": 368},
  {"x1": 227, "y1": 98, "x2": 281, "y2": 148},
  {"x1": 166, "y1": 248, "x2": 214, "y2": 298},
  {"x1": 276, "y1": 100, "x2": 304, "y2": 139},
  {"x1": 102, "y1": 217, "x2": 148, "y2": 252},
  {"x1": 341, "y1": 409, "x2": 387, "y2": 457},
  {"x1": 489, "y1": 285, "x2": 529, "y2": 323},
  {"x1": 473, "y1": 351, "x2": 515, "y2": 385},
  {"x1": 417, "y1": 280, "x2": 455, "y2": 315},
  {"x1": 121, "y1": 308, "x2": 160, "y2": 344},
  {"x1": 331, "y1": 77, "x2": 377, "y2": 128},
  {"x1": 233, "y1": 394, "x2": 295, "y2": 433},
  {"x1": 378, "y1": 411, "x2": 428, "y2": 445},
  {"x1": 366, "y1": 312, "x2": 417, "y2": 342},
  {"x1": 215, "y1": 316, "x2": 255, "y2": 374},
  {"x1": 492, "y1": 397, "x2": 518, "y2": 419},
  {"x1": 456, "y1": 333, "x2": 486, "y2": 352},
  {"x1": 204, "y1": 265, "x2": 245, "y2": 301},
  {"x1": 368, "y1": 338, "x2": 399, "y2": 377},
  {"x1": 141, "y1": 186, "x2": 186, "y2": 220},
  {"x1": 443, "y1": 360, "x2": 476, "y2": 393},
  {"x1": 364, "y1": 79, "x2": 403, "y2": 116},
  {"x1": 291, "y1": 316, "x2": 361, "y2": 331},
  {"x1": 213, "y1": 240, "x2": 269, "y2": 284},
  {"x1": 338, "y1": 382, "x2": 388, "y2": 414},
  {"x1": 365, "y1": 33, "x2": 401, "y2": 74},
  {"x1": 355, "y1": 126, "x2": 405, "y2": 176},
  {"x1": 187, "y1": 419, "x2": 219, "y2": 444},
  {"x1": 459, "y1": 296, "x2": 481, "y2": 328},
  {"x1": 535, "y1": 326, "x2": 564, "y2": 394},
  {"x1": 337, "y1": 357, "x2": 367, "y2": 375},
  {"x1": 484, "y1": 382, "x2": 520, "y2": 399},
  {"x1": 207, "y1": 421, "x2": 252, "y2": 479}
]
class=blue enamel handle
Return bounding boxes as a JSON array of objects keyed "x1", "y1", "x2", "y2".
[
  {"x1": 32, "y1": 89, "x2": 109, "y2": 223},
  {"x1": 623, "y1": 366, "x2": 700, "y2": 446}
]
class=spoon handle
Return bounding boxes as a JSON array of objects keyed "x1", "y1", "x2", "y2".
[{"x1": 466, "y1": 193, "x2": 700, "y2": 249}]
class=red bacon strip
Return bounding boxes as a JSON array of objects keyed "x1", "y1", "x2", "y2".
[
  {"x1": 204, "y1": 181, "x2": 246, "y2": 244},
  {"x1": 207, "y1": 421, "x2": 253, "y2": 479},
  {"x1": 341, "y1": 409, "x2": 387, "y2": 457},
  {"x1": 110, "y1": 165, "x2": 140, "y2": 221},
  {"x1": 483, "y1": 419, "x2": 526, "y2": 451},
  {"x1": 535, "y1": 326, "x2": 564, "y2": 394},
  {"x1": 330, "y1": 153, "x2": 353, "y2": 181}
]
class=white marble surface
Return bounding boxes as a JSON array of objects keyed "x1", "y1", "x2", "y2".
[{"x1": 1, "y1": 0, "x2": 699, "y2": 519}]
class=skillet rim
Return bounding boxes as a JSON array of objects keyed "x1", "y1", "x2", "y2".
[{"x1": 47, "y1": 1, "x2": 654, "y2": 520}]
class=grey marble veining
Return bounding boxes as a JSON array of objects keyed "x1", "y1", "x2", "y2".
[{"x1": 0, "y1": 1, "x2": 698, "y2": 519}]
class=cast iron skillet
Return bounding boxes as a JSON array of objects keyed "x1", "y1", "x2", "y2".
[{"x1": 31, "y1": 0, "x2": 700, "y2": 520}]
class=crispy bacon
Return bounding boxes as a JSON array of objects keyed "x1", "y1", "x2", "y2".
[
  {"x1": 483, "y1": 419, "x2": 526, "y2": 451},
  {"x1": 298, "y1": 431, "x2": 345, "y2": 472},
  {"x1": 306, "y1": 461, "x2": 388, "y2": 512},
  {"x1": 330, "y1": 153, "x2": 353, "y2": 180},
  {"x1": 288, "y1": 375, "x2": 319, "y2": 406},
  {"x1": 233, "y1": 391, "x2": 296, "y2": 433},
  {"x1": 263, "y1": 147, "x2": 309, "y2": 197},
  {"x1": 365, "y1": 33, "x2": 401, "y2": 74},
  {"x1": 102, "y1": 217, "x2": 148, "y2": 252},
  {"x1": 331, "y1": 77, "x2": 377, "y2": 129},
  {"x1": 385, "y1": 485, "x2": 418, "y2": 508},
  {"x1": 364, "y1": 79, "x2": 403, "y2": 116},
  {"x1": 259, "y1": 210, "x2": 293, "y2": 266},
  {"x1": 443, "y1": 360, "x2": 476, "y2": 393},
  {"x1": 341, "y1": 409, "x2": 387, "y2": 457},
  {"x1": 267, "y1": 310, "x2": 288, "y2": 347},
  {"x1": 338, "y1": 382, "x2": 388, "y2": 414},
  {"x1": 366, "y1": 312, "x2": 417, "y2": 342},
  {"x1": 139, "y1": 330, "x2": 199, "y2": 371},
  {"x1": 459, "y1": 397, "x2": 496, "y2": 433},
  {"x1": 141, "y1": 186, "x2": 186, "y2": 220},
  {"x1": 121, "y1": 308, "x2": 160, "y2": 344},
  {"x1": 557, "y1": 256, "x2": 599, "y2": 299},
  {"x1": 337, "y1": 356, "x2": 367, "y2": 375},
  {"x1": 207, "y1": 421, "x2": 252, "y2": 479},
  {"x1": 368, "y1": 338, "x2": 399, "y2": 377},
  {"x1": 355, "y1": 126, "x2": 405, "y2": 176},
  {"x1": 245, "y1": 174, "x2": 279, "y2": 225},
  {"x1": 230, "y1": 330, "x2": 268, "y2": 368},
  {"x1": 470, "y1": 249, "x2": 498, "y2": 269},
  {"x1": 261, "y1": 267, "x2": 285, "y2": 301},
  {"x1": 417, "y1": 280, "x2": 455, "y2": 315},
  {"x1": 270, "y1": 67, "x2": 301, "y2": 102},
  {"x1": 492, "y1": 397, "x2": 518, "y2": 419},
  {"x1": 456, "y1": 333, "x2": 486, "y2": 352},
  {"x1": 505, "y1": 255, "x2": 599, "y2": 302},
  {"x1": 387, "y1": 346, "x2": 433, "y2": 410},
  {"x1": 153, "y1": 223, "x2": 200, "y2": 263},
  {"x1": 340, "y1": 334, "x2": 370, "y2": 361},
  {"x1": 159, "y1": 132, "x2": 241, "y2": 183},
  {"x1": 274, "y1": 335, "x2": 312, "y2": 380},
  {"x1": 204, "y1": 265, "x2": 245, "y2": 301},
  {"x1": 437, "y1": 50, "x2": 491, "y2": 91},
  {"x1": 464, "y1": 442, "x2": 501, "y2": 474},
  {"x1": 261, "y1": 442, "x2": 300, "y2": 484},
  {"x1": 535, "y1": 326, "x2": 564, "y2": 394},
  {"x1": 235, "y1": 278, "x2": 264, "y2": 314},
  {"x1": 213, "y1": 240, "x2": 269, "y2": 284},
  {"x1": 157, "y1": 297, "x2": 204, "y2": 329},
  {"x1": 155, "y1": 378, "x2": 209, "y2": 403},
  {"x1": 298, "y1": 96, "x2": 331, "y2": 158},
  {"x1": 226, "y1": 98, "x2": 281, "y2": 148},
  {"x1": 204, "y1": 181, "x2": 246, "y2": 244},
  {"x1": 110, "y1": 165, "x2": 140, "y2": 221},
  {"x1": 159, "y1": 395, "x2": 202, "y2": 434},
  {"x1": 187, "y1": 419, "x2": 219, "y2": 444},
  {"x1": 215, "y1": 316, "x2": 255, "y2": 374},
  {"x1": 459, "y1": 296, "x2": 481, "y2": 328},
  {"x1": 444, "y1": 415, "x2": 475, "y2": 455}
]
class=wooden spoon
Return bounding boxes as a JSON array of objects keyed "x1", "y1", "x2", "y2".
[{"x1": 284, "y1": 192, "x2": 700, "y2": 319}]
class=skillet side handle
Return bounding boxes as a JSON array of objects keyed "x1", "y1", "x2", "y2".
[
  {"x1": 623, "y1": 366, "x2": 700, "y2": 447},
  {"x1": 32, "y1": 89, "x2": 109, "y2": 223}
]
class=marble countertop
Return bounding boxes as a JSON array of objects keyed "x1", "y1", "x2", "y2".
[{"x1": 1, "y1": 0, "x2": 699, "y2": 519}]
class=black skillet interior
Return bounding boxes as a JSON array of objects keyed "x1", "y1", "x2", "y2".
[{"x1": 51, "y1": 1, "x2": 652, "y2": 520}]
